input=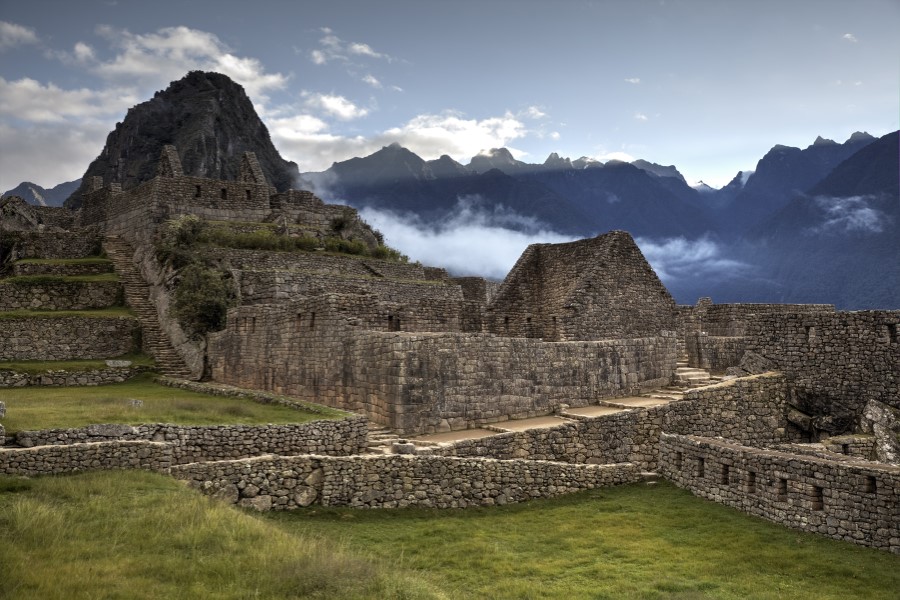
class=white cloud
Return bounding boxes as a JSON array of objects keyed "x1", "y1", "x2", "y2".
[
  {"x1": 0, "y1": 21, "x2": 39, "y2": 50},
  {"x1": 624, "y1": 77, "x2": 641, "y2": 84},
  {"x1": 634, "y1": 236, "x2": 748, "y2": 282},
  {"x1": 381, "y1": 111, "x2": 527, "y2": 162},
  {"x1": 270, "y1": 109, "x2": 529, "y2": 173},
  {"x1": 550, "y1": 131, "x2": 561, "y2": 140},
  {"x1": 360, "y1": 197, "x2": 576, "y2": 279},
  {"x1": 842, "y1": 33, "x2": 858, "y2": 43},
  {"x1": 0, "y1": 77, "x2": 138, "y2": 123},
  {"x1": 809, "y1": 196, "x2": 887, "y2": 234},
  {"x1": 522, "y1": 106, "x2": 546, "y2": 119},
  {"x1": 348, "y1": 42, "x2": 383, "y2": 58},
  {"x1": 634, "y1": 112, "x2": 648, "y2": 121},
  {"x1": 594, "y1": 151, "x2": 636, "y2": 162},
  {"x1": 92, "y1": 25, "x2": 286, "y2": 102},
  {"x1": 304, "y1": 92, "x2": 369, "y2": 120},
  {"x1": 362, "y1": 74, "x2": 382, "y2": 88},
  {"x1": 308, "y1": 28, "x2": 394, "y2": 65},
  {"x1": 0, "y1": 121, "x2": 108, "y2": 192}
]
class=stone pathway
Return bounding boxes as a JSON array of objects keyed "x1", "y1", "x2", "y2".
[
  {"x1": 104, "y1": 236, "x2": 192, "y2": 379},
  {"x1": 369, "y1": 359, "x2": 723, "y2": 453}
]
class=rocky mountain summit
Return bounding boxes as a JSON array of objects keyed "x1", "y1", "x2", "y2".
[{"x1": 64, "y1": 71, "x2": 303, "y2": 209}]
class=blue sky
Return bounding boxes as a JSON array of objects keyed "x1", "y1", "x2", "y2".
[{"x1": 1, "y1": 0, "x2": 898, "y2": 194}]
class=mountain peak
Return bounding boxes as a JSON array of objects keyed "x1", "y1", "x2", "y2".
[
  {"x1": 847, "y1": 131, "x2": 875, "y2": 143},
  {"x1": 468, "y1": 147, "x2": 527, "y2": 174},
  {"x1": 543, "y1": 152, "x2": 573, "y2": 170},
  {"x1": 65, "y1": 70, "x2": 301, "y2": 208},
  {"x1": 813, "y1": 135, "x2": 837, "y2": 146}
]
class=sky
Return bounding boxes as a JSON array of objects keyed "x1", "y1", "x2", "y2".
[{"x1": 1, "y1": 0, "x2": 898, "y2": 196}]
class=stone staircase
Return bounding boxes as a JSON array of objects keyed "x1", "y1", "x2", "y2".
[
  {"x1": 103, "y1": 236, "x2": 192, "y2": 379},
  {"x1": 673, "y1": 356, "x2": 721, "y2": 390},
  {"x1": 365, "y1": 423, "x2": 406, "y2": 454}
]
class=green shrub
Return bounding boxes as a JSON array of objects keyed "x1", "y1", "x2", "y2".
[
  {"x1": 155, "y1": 215, "x2": 207, "y2": 268},
  {"x1": 171, "y1": 263, "x2": 236, "y2": 337}
]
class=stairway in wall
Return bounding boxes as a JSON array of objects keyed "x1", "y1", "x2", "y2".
[{"x1": 103, "y1": 236, "x2": 193, "y2": 379}]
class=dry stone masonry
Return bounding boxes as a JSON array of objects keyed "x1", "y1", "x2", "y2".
[{"x1": 3, "y1": 142, "x2": 898, "y2": 554}]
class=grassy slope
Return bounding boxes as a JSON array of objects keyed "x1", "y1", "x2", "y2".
[
  {"x1": 0, "y1": 471, "x2": 442, "y2": 600},
  {"x1": 0, "y1": 373, "x2": 345, "y2": 431},
  {"x1": 1, "y1": 473, "x2": 897, "y2": 599},
  {"x1": 0, "y1": 352, "x2": 155, "y2": 374},
  {"x1": 0, "y1": 307, "x2": 135, "y2": 319},
  {"x1": 0, "y1": 273, "x2": 119, "y2": 284},
  {"x1": 268, "y1": 481, "x2": 900, "y2": 600}
]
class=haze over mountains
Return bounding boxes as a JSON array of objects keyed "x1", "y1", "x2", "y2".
[
  {"x1": 3, "y1": 72, "x2": 897, "y2": 309},
  {"x1": 302, "y1": 130, "x2": 897, "y2": 309}
]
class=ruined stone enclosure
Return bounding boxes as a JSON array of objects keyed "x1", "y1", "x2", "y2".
[{"x1": 1, "y1": 144, "x2": 898, "y2": 554}]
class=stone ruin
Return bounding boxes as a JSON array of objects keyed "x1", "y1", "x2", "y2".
[{"x1": 1, "y1": 145, "x2": 897, "y2": 552}]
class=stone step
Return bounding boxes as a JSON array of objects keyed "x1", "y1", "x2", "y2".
[{"x1": 104, "y1": 235, "x2": 192, "y2": 380}]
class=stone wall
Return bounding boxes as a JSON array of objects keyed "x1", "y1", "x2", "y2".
[
  {"x1": 0, "y1": 316, "x2": 139, "y2": 360},
  {"x1": 685, "y1": 333, "x2": 747, "y2": 371},
  {"x1": 678, "y1": 302, "x2": 834, "y2": 368},
  {"x1": 1, "y1": 230, "x2": 103, "y2": 260},
  {"x1": 236, "y1": 271, "x2": 466, "y2": 332},
  {"x1": 744, "y1": 310, "x2": 900, "y2": 433},
  {"x1": 0, "y1": 440, "x2": 173, "y2": 476},
  {"x1": 209, "y1": 300, "x2": 676, "y2": 433},
  {"x1": 171, "y1": 454, "x2": 640, "y2": 510},
  {"x1": 0, "y1": 366, "x2": 149, "y2": 388},
  {"x1": 11, "y1": 261, "x2": 113, "y2": 276},
  {"x1": 10, "y1": 416, "x2": 368, "y2": 465},
  {"x1": 0, "y1": 280, "x2": 121, "y2": 311},
  {"x1": 485, "y1": 231, "x2": 677, "y2": 341},
  {"x1": 211, "y1": 247, "x2": 446, "y2": 282},
  {"x1": 659, "y1": 433, "x2": 900, "y2": 553},
  {"x1": 431, "y1": 406, "x2": 668, "y2": 470},
  {"x1": 663, "y1": 373, "x2": 803, "y2": 445}
]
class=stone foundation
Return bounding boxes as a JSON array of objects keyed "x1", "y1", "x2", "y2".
[
  {"x1": 171, "y1": 454, "x2": 640, "y2": 510},
  {"x1": 0, "y1": 316, "x2": 140, "y2": 360},
  {"x1": 659, "y1": 433, "x2": 900, "y2": 553}
]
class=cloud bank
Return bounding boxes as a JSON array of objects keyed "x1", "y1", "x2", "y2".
[
  {"x1": 360, "y1": 197, "x2": 577, "y2": 280},
  {"x1": 358, "y1": 198, "x2": 748, "y2": 286},
  {"x1": 809, "y1": 195, "x2": 888, "y2": 234}
]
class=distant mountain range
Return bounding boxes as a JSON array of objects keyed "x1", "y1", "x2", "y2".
[
  {"x1": 2, "y1": 179, "x2": 81, "y2": 207},
  {"x1": 302, "y1": 130, "x2": 897, "y2": 309},
  {"x1": 3, "y1": 71, "x2": 896, "y2": 309}
]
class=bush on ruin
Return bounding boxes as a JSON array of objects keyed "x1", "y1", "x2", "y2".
[{"x1": 171, "y1": 263, "x2": 236, "y2": 337}]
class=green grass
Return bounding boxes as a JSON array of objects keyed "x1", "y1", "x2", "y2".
[
  {"x1": 13, "y1": 257, "x2": 111, "y2": 265},
  {"x1": 0, "y1": 352, "x2": 155, "y2": 374},
  {"x1": 0, "y1": 307, "x2": 135, "y2": 319},
  {"x1": 0, "y1": 474, "x2": 896, "y2": 599},
  {"x1": 0, "y1": 373, "x2": 344, "y2": 432},
  {"x1": 0, "y1": 470, "x2": 442, "y2": 600},
  {"x1": 267, "y1": 481, "x2": 900, "y2": 600},
  {"x1": 0, "y1": 273, "x2": 119, "y2": 284}
]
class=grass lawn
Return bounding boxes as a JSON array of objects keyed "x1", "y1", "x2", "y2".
[
  {"x1": 0, "y1": 273, "x2": 120, "y2": 284},
  {"x1": 0, "y1": 352, "x2": 155, "y2": 374},
  {"x1": 267, "y1": 481, "x2": 900, "y2": 600},
  {"x1": 0, "y1": 373, "x2": 346, "y2": 431},
  {"x1": 14, "y1": 258, "x2": 111, "y2": 265},
  {"x1": 0, "y1": 471, "x2": 440, "y2": 600},
  {"x1": 0, "y1": 473, "x2": 896, "y2": 600},
  {"x1": 0, "y1": 307, "x2": 135, "y2": 319}
]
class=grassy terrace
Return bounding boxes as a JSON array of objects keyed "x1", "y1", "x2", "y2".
[
  {"x1": 12, "y1": 258, "x2": 112, "y2": 265},
  {"x1": 0, "y1": 474, "x2": 896, "y2": 599},
  {"x1": 0, "y1": 373, "x2": 343, "y2": 432},
  {"x1": 0, "y1": 273, "x2": 119, "y2": 284},
  {"x1": 0, "y1": 353, "x2": 155, "y2": 374},
  {"x1": 0, "y1": 307, "x2": 135, "y2": 319}
]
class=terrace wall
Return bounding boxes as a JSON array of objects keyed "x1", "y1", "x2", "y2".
[{"x1": 659, "y1": 433, "x2": 900, "y2": 553}]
